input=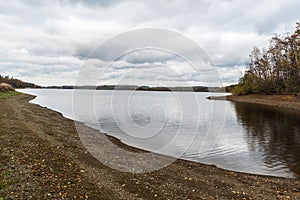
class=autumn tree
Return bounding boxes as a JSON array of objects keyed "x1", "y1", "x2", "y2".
[
  {"x1": 0, "y1": 75, "x2": 40, "y2": 88},
  {"x1": 233, "y1": 22, "x2": 300, "y2": 95}
]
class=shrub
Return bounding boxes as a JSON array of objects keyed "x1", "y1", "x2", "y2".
[{"x1": 0, "y1": 83, "x2": 15, "y2": 92}]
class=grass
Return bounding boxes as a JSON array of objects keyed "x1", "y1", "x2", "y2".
[
  {"x1": 0, "y1": 91, "x2": 20, "y2": 99},
  {"x1": 0, "y1": 180, "x2": 6, "y2": 200},
  {"x1": 0, "y1": 181, "x2": 5, "y2": 190}
]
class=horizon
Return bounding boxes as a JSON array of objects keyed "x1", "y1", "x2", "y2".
[{"x1": 0, "y1": 1, "x2": 299, "y2": 87}]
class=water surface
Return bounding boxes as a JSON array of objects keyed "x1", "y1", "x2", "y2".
[{"x1": 18, "y1": 89, "x2": 300, "y2": 178}]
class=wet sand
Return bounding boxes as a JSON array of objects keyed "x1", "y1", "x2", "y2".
[{"x1": 1, "y1": 93, "x2": 300, "y2": 199}]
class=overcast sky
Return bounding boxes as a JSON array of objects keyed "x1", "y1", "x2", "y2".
[{"x1": 0, "y1": 0, "x2": 299, "y2": 86}]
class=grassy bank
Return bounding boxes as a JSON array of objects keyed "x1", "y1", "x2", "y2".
[
  {"x1": 0, "y1": 91, "x2": 20, "y2": 99},
  {"x1": 1, "y1": 94, "x2": 300, "y2": 199}
]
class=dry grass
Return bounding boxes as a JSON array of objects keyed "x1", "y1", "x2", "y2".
[{"x1": 0, "y1": 83, "x2": 15, "y2": 92}]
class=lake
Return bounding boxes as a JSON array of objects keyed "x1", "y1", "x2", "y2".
[{"x1": 18, "y1": 88, "x2": 300, "y2": 178}]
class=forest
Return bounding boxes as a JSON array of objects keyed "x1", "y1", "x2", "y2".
[
  {"x1": 233, "y1": 22, "x2": 300, "y2": 95},
  {"x1": 0, "y1": 75, "x2": 40, "y2": 88}
]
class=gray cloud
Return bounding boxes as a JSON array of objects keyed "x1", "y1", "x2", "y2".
[{"x1": 0, "y1": 0, "x2": 299, "y2": 86}]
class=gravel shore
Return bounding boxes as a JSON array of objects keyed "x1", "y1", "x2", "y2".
[
  {"x1": 1, "y1": 93, "x2": 300, "y2": 199},
  {"x1": 208, "y1": 94, "x2": 300, "y2": 111}
]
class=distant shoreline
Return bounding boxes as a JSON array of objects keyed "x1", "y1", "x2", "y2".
[
  {"x1": 40, "y1": 85, "x2": 227, "y2": 93},
  {"x1": 208, "y1": 94, "x2": 300, "y2": 111}
]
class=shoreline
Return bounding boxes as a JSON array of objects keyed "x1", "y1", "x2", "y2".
[
  {"x1": 1, "y1": 93, "x2": 300, "y2": 199},
  {"x1": 208, "y1": 94, "x2": 300, "y2": 111},
  {"x1": 9, "y1": 93, "x2": 297, "y2": 178}
]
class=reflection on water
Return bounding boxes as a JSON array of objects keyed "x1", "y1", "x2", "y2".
[
  {"x1": 234, "y1": 102, "x2": 300, "y2": 177},
  {"x1": 18, "y1": 89, "x2": 300, "y2": 178}
]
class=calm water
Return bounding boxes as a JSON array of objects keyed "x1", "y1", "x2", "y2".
[{"x1": 18, "y1": 89, "x2": 300, "y2": 178}]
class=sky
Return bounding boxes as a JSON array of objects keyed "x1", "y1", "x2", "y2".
[{"x1": 0, "y1": 0, "x2": 299, "y2": 87}]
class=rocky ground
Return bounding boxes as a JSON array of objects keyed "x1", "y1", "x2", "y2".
[{"x1": 0, "y1": 93, "x2": 300, "y2": 199}]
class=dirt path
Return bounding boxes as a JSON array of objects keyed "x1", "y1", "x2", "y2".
[{"x1": 1, "y1": 94, "x2": 300, "y2": 199}]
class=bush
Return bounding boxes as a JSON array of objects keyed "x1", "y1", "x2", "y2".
[{"x1": 0, "y1": 83, "x2": 15, "y2": 92}]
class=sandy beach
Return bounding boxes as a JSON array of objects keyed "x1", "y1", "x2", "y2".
[
  {"x1": 1, "y1": 93, "x2": 300, "y2": 199},
  {"x1": 209, "y1": 94, "x2": 300, "y2": 111}
]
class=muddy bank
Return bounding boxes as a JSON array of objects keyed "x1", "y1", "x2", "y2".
[
  {"x1": 208, "y1": 94, "x2": 300, "y2": 111},
  {"x1": 1, "y1": 94, "x2": 300, "y2": 199}
]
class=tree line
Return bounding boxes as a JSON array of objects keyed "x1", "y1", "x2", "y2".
[
  {"x1": 0, "y1": 75, "x2": 40, "y2": 88},
  {"x1": 233, "y1": 22, "x2": 300, "y2": 95}
]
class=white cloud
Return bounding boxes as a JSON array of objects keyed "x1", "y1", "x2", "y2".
[{"x1": 0, "y1": 0, "x2": 299, "y2": 86}]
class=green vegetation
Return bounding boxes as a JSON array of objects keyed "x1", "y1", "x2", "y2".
[
  {"x1": 0, "y1": 180, "x2": 6, "y2": 200},
  {"x1": 233, "y1": 22, "x2": 300, "y2": 95},
  {"x1": 0, "y1": 91, "x2": 20, "y2": 98},
  {"x1": 0, "y1": 181, "x2": 5, "y2": 190}
]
